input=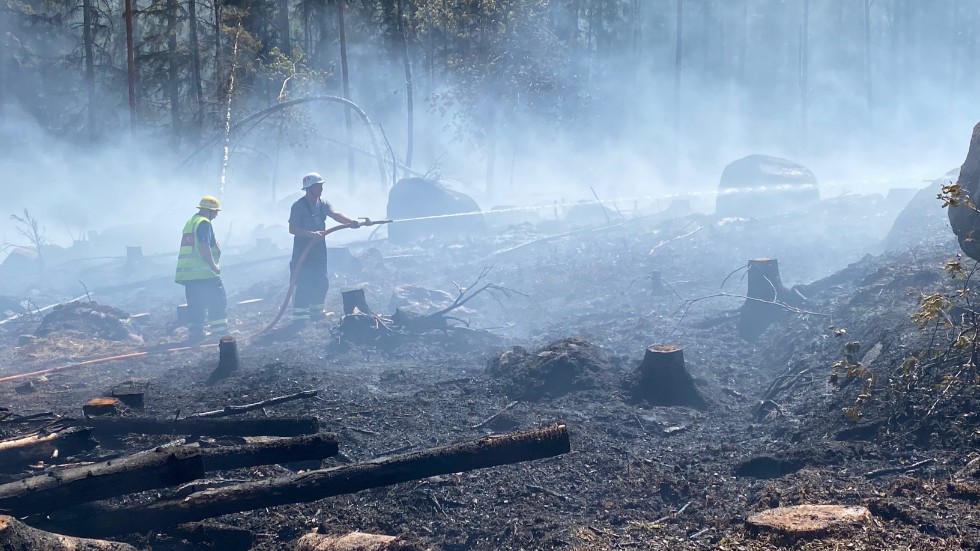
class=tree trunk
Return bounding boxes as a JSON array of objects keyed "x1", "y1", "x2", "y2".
[
  {"x1": 188, "y1": 0, "x2": 204, "y2": 125},
  {"x1": 0, "y1": 516, "x2": 137, "y2": 551},
  {"x1": 82, "y1": 0, "x2": 96, "y2": 136},
  {"x1": 44, "y1": 425, "x2": 570, "y2": 537},
  {"x1": 863, "y1": 0, "x2": 872, "y2": 127},
  {"x1": 277, "y1": 0, "x2": 291, "y2": 57},
  {"x1": 338, "y1": 0, "x2": 355, "y2": 191},
  {"x1": 0, "y1": 446, "x2": 205, "y2": 516},
  {"x1": 397, "y1": 0, "x2": 414, "y2": 170},
  {"x1": 65, "y1": 416, "x2": 320, "y2": 437},
  {"x1": 167, "y1": 0, "x2": 180, "y2": 139},
  {"x1": 799, "y1": 0, "x2": 809, "y2": 151},
  {"x1": 672, "y1": 0, "x2": 683, "y2": 183},
  {"x1": 124, "y1": 0, "x2": 137, "y2": 131}
]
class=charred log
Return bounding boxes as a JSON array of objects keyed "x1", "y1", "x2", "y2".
[
  {"x1": 43, "y1": 425, "x2": 570, "y2": 537},
  {"x1": 66, "y1": 416, "x2": 320, "y2": 437},
  {"x1": 0, "y1": 446, "x2": 205, "y2": 516},
  {"x1": 199, "y1": 433, "x2": 338, "y2": 471}
]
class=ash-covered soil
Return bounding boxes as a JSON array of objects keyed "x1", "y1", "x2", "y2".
[{"x1": 0, "y1": 193, "x2": 977, "y2": 551}]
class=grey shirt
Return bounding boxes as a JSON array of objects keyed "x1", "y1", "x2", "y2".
[{"x1": 289, "y1": 196, "x2": 334, "y2": 264}]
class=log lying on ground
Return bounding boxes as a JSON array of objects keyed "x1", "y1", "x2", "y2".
[
  {"x1": 0, "y1": 434, "x2": 338, "y2": 516},
  {"x1": 44, "y1": 424, "x2": 570, "y2": 537},
  {"x1": 0, "y1": 515, "x2": 137, "y2": 551},
  {"x1": 0, "y1": 426, "x2": 97, "y2": 472},
  {"x1": 200, "y1": 432, "x2": 338, "y2": 471},
  {"x1": 0, "y1": 446, "x2": 205, "y2": 516},
  {"x1": 65, "y1": 416, "x2": 320, "y2": 437}
]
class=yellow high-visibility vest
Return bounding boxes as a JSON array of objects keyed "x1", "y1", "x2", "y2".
[{"x1": 175, "y1": 214, "x2": 220, "y2": 283}]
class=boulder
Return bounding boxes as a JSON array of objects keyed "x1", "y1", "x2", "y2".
[
  {"x1": 882, "y1": 174, "x2": 955, "y2": 252},
  {"x1": 949, "y1": 122, "x2": 980, "y2": 261},
  {"x1": 386, "y1": 178, "x2": 485, "y2": 243},
  {"x1": 715, "y1": 154, "x2": 819, "y2": 218}
]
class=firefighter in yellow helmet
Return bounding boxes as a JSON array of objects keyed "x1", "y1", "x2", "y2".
[{"x1": 175, "y1": 195, "x2": 228, "y2": 341}]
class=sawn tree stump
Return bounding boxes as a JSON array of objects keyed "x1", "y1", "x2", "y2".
[
  {"x1": 630, "y1": 345, "x2": 707, "y2": 410},
  {"x1": 746, "y1": 504, "x2": 871, "y2": 536}
]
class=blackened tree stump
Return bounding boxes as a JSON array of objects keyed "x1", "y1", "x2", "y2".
[
  {"x1": 738, "y1": 258, "x2": 800, "y2": 340},
  {"x1": 631, "y1": 345, "x2": 707, "y2": 410},
  {"x1": 207, "y1": 336, "x2": 239, "y2": 385}
]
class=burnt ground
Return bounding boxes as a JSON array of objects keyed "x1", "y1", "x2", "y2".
[{"x1": 1, "y1": 192, "x2": 979, "y2": 550}]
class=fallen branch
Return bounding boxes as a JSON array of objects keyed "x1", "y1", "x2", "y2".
[
  {"x1": 864, "y1": 458, "x2": 936, "y2": 479},
  {"x1": 470, "y1": 401, "x2": 518, "y2": 429},
  {"x1": 653, "y1": 500, "x2": 691, "y2": 525},
  {"x1": 44, "y1": 424, "x2": 571, "y2": 537},
  {"x1": 184, "y1": 390, "x2": 318, "y2": 419}
]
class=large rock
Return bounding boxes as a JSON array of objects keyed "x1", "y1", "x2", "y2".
[
  {"x1": 385, "y1": 178, "x2": 485, "y2": 244},
  {"x1": 715, "y1": 154, "x2": 819, "y2": 218},
  {"x1": 949, "y1": 122, "x2": 980, "y2": 261},
  {"x1": 882, "y1": 172, "x2": 956, "y2": 252}
]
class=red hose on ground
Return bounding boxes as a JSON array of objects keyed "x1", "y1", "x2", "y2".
[{"x1": 0, "y1": 221, "x2": 389, "y2": 383}]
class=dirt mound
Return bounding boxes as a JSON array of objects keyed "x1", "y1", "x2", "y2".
[
  {"x1": 34, "y1": 301, "x2": 141, "y2": 342},
  {"x1": 486, "y1": 337, "x2": 611, "y2": 400}
]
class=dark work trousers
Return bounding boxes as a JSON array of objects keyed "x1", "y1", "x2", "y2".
[
  {"x1": 183, "y1": 278, "x2": 227, "y2": 334},
  {"x1": 291, "y1": 252, "x2": 328, "y2": 320}
]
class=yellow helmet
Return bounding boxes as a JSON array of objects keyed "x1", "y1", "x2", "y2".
[{"x1": 197, "y1": 195, "x2": 221, "y2": 211}]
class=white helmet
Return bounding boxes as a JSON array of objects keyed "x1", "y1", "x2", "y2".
[{"x1": 302, "y1": 172, "x2": 325, "y2": 190}]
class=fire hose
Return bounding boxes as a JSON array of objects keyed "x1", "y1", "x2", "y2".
[
  {"x1": 251, "y1": 218, "x2": 390, "y2": 338},
  {"x1": 0, "y1": 219, "x2": 391, "y2": 383}
]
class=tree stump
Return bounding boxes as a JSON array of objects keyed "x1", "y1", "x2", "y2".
[
  {"x1": 82, "y1": 397, "x2": 122, "y2": 418},
  {"x1": 650, "y1": 270, "x2": 666, "y2": 296},
  {"x1": 631, "y1": 345, "x2": 707, "y2": 409},
  {"x1": 341, "y1": 289, "x2": 373, "y2": 315},
  {"x1": 207, "y1": 336, "x2": 239, "y2": 385},
  {"x1": 746, "y1": 504, "x2": 871, "y2": 536},
  {"x1": 0, "y1": 515, "x2": 137, "y2": 550},
  {"x1": 738, "y1": 258, "x2": 799, "y2": 340}
]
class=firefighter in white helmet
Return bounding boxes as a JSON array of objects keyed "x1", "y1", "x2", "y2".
[
  {"x1": 287, "y1": 172, "x2": 361, "y2": 325},
  {"x1": 175, "y1": 195, "x2": 229, "y2": 340}
]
